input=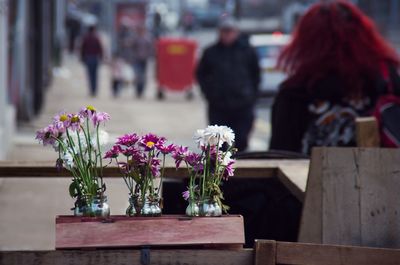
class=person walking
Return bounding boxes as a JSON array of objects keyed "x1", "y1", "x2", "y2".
[
  {"x1": 269, "y1": 1, "x2": 400, "y2": 154},
  {"x1": 196, "y1": 19, "x2": 260, "y2": 151},
  {"x1": 131, "y1": 26, "x2": 153, "y2": 98},
  {"x1": 80, "y1": 25, "x2": 104, "y2": 97}
]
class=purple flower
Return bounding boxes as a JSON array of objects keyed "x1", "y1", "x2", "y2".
[
  {"x1": 55, "y1": 158, "x2": 64, "y2": 172},
  {"x1": 157, "y1": 143, "x2": 176, "y2": 154},
  {"x1": 79, "y1": 105, "x2": 97, "y2": 119},
  {"x1": 130, "y1": 151, "x2": 147, "y2": 166},
  {"x1": 117, "y1": 162, "x2": 130, "y2": 174},
  {"x1": 36, "y1": 124, "x2": 59, "y2": 146},
  {"x1": 172, "y1": 145, "x2": 189, "y2": 168},
  {"x1": 121, "y1": 146, "x2": 140, "y2": 156},
  {"x1": 68, "y1": 114, "x2": 84, "y2": 131},
  {"x1": 150, "y1": 158, "x2": 161, "y2": 177},
  {"x1": 52, "y1": 111, "x2": 69, "y2": 133},
  {"x1": 185, "y1": 152, "x2": 202, "y2": 166},
  {"x1": 140, "y1": 133, "x2": 166, "y2": 151},
  {"x1": 92, "y1": 111, "x2": 110, "y2": 126},
  {"x1": 223, "y1": 161, "x2": 235, "y2": 180},
  {"x1": 182, "y1": 190, "x2": 190, "y2": 201},
  {"x1": 104, "y1": 145, "x2": 122, "y2": 159},
  {"x1": 116, "y1": 133, "x2": 139, "y2": 147}
]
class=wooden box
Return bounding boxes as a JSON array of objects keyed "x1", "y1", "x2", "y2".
[{"x1": 56, "y1": 215, "x2": 245, "y2": 249}]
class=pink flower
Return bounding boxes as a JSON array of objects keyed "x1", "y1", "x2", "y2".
[
  {"x1": 172, "y1": 145, "x2": 189, "y2": 168},
  {"x1": 79, "y1": 105, "x2": 97, "y2": 119},
  {"x1": 131, "y1": 152, "x2": 147, "y2": 166},
  {"x1": 36, "y1": 124, "x2": 59, "y2": 146},
  {"x1": 182, "y1": 190, "x2": 190, "y2": 201},
  {"x1": 223, "y1": 160, "x2": 235, "y2": 180},
  {"x1": 157, "y1": 143, "x2": 176, "y2": 154},
  {"x1": 52, "y1": 111, "x2": 70, "y2": 133},
  {"x1": 150, "y1": 158, "x2": 161, "y2": 177},
  {"x1": 140, "y1": 134, "x2": 166, "y2": 151},
  {"x1": 68, "y1": 114, "x2": 84, "y2": 131},
  {"x1": 92, "y1": 111, "x2": 110, "y2": 126},
  {"x1": 117, "y1": 162, "x2": 130, "y2": 174},
  {"x1": 104, "y1": 145, "x2": 122, "y2": 159},
  {"x1": 121, "y1": 146, "x2": 140, "y2": 156},
  {"x1": 116, "y1": 133, "x2": 139, "y2": 147}
]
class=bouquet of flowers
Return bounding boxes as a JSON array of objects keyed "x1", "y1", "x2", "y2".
[
  {"x1": 36, "y1": 106, "x2": 110, "y2": 217},
  {"x1": 173, "y1": 125, "x2": 236, "y2": 216},
  {"x1": 105, "y1": 133, "x2": 175, "y2": 216}
]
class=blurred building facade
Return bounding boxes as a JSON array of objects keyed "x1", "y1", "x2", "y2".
[{"x1": 0, "y1": 0, "x2": 66, "y2": 159}]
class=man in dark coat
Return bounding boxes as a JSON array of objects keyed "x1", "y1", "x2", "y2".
[{"x1": 196, "y1": 19, "x2": 260, "y2": 151}]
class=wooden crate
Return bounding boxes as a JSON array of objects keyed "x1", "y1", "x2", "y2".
[{"x1": 56, "y1": 215, "x2": 245, "y2": 249}]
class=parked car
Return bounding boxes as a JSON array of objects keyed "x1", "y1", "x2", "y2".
[{"x1": 249, "y1": 33, "x2": 290, "y2": 97}]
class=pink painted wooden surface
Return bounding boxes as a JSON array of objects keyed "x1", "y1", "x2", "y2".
[{"x1": 56, "y1": 215, "x2": 245, "y2": 249}]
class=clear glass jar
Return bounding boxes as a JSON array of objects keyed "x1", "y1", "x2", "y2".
[
  {"x1": 185, "y1": 199, "x2": 200, "y2": 217},
  {"x1": 200, "y1": 199, "x2": 222, "y2": 217},
  {"x1": 84, "y1": 195, "x2": 110, "y2": 218},
  {"x1": 141, "y1": 198, "x2": 162, "y2": 217},
  {"x1": 126, "y1": 196, "x2": 138, "y2": 217}
]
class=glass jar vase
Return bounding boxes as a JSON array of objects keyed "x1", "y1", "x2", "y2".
[
  {"x1": 200, "y1": 199, "x2": 222, "y2": 217},
  {"x1": 185, "y1": 199, "x2": 200, "y2": 217},
  {"x1": 83, "y1": 195, "x2": 110, "y2": 218},
  {"x1": 141, "y1": 198, "x2": 162, "y2": 217}
]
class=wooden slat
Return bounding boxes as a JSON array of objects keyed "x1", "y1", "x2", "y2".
[
  {"x1": 0, "y1": 249, "x2": 253, "y2": 265},
  {"x1": 299, "y1": 147, "x2": 400, "y2": 248},
  {"x1": 56, "y1": 215, "x2": 245, "y2": 249},
  {"x1": 276, "y1": 241, "x2": 400, "y2": 265},
  {"x1": 254, "y1": 240, "x2": 276, "y2": 265},
  {"x1": 356, "y1": 117, "x2": 380, "y2": 147},
  {"x1": 358, "y1": 148, "x2": 400, "y2": 248},
  {"x1": 322, "y1": 148, "x2": 361, "y2": 245},
  {"x1": 298, "y1": 148, "x2": 323, "y2": 243}
]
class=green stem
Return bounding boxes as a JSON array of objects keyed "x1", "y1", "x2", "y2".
[
  {"x1": 157, "y1": 154, "x2": 166, "y2": 197},
  {"x1": 96, "y1": 124, "x2": 104, "y2": 192}
]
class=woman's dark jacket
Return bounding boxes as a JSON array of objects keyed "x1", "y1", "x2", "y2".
[{"x1": 269, "y1": 65, "x2": 400, "y2": 153}]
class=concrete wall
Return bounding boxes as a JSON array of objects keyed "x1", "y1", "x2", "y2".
[{"x1": 0, "y1": 0, "x2": 16, "y2": 159}]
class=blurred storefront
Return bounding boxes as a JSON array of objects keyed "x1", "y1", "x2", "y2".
[{"x1": 0, "y1": 0, "x2": 66, "y2": 158}]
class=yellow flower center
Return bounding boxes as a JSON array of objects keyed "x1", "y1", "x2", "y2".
[
  {"x1": 146, "y1": 141, "x2": 155, "y2": 148},
  {"x1": 86, "y1": 105, "x2": 96, "y2": 112},
  {"x1": 59, "y1": 114, "x2": 68, "y2": 122},
  {"x1": 70, "y1": 116, "x2": 80, "y2": 123}
]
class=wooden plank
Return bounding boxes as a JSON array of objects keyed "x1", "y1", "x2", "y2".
[
  {"x1": 356, "y1": 117, "x2": 380, "y2": 147},
  {"x1": 358, "y1": 148, "x2": 400, "y2": 248},
  {"x1": 322, "y1": 148, "x2": 362, "y2": 245},
  {"x1": 254, "y1": 240, "x2": 276, "y2": 265},
  {"x1": 298, "y1": 148, "x2": 323, "y2": 243},
  {"x1": 276, "y1": 241, "x2": 400, "y2": 265},
  {"x1": 0, "y1": 160, "x2": 309, "y2": 201},
  {"x1": 276, "y1": 160, "x2": 309, "y2": 202},
  {"x1": 0, "y1": 160, "x2": 279, "y2": 178},
  {"x1": 0, "y1": 249, "x2": 253, "y2": 265},
  {"x1": 299, "y1": 147, "x2": 400, "y2": 248},
  {"x1": 56, "y1": 215, "x2": 245, "y2": 249}
]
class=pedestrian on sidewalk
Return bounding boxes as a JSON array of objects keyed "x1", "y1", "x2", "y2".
[
  {"x1": 109, "y1": 52, "x2": 125, "y2": 97},
  {"x1": 196, "y1": 18, "x2": 260, "y2": 151},
  {"x1": 131, "y1": 25, "x2": 153, "y2": 98},
  {"x1": 80, "y1": 25, "x2": 104, "y2": 97}
]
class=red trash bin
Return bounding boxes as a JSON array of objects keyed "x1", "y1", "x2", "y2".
[{"x1": 156, "y1": 38, "x2": 197, "y2": 92}]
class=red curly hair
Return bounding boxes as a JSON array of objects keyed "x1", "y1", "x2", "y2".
[{"x1": 278, "y1": 0, "x2": 399, "y2": 97}]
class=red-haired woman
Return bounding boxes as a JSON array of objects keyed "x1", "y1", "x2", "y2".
[{"x1": 270, "y1": 0, "x2": 400, "y2": 154}]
